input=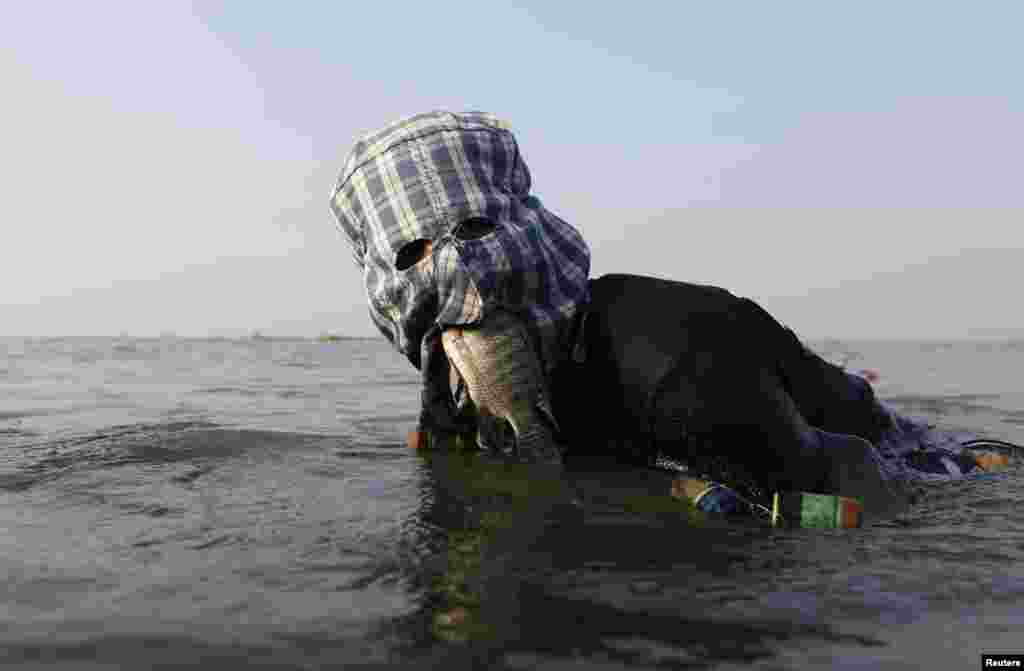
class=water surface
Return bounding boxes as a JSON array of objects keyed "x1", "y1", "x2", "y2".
[{"x1": 2, "y1": 336, "x2": 1022, "y2": 669}]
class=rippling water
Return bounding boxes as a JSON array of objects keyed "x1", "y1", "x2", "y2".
[{"x1": 2, "y1": 336, "x2": 1023, "y2": 670}]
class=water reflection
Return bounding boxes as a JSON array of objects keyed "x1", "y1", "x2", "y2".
[
  {"x1": 387, "y1": 452, "x2": 577, "y2": 650},
  {"x1": 378, "y1": 451, "x2": 889, "y2": 668}
]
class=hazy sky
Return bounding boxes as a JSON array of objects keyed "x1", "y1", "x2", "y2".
[{"x1": 4, "y1": 1, "x2": 1022, "y2": 339}]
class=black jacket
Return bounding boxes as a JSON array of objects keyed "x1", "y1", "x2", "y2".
[{"x1": 553, "y1": 274, "x2": 890, "y2": 491}]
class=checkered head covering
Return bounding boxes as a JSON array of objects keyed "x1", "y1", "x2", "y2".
[{"x1": 329, "y1": 111, "x2": 590, "y2": 431}]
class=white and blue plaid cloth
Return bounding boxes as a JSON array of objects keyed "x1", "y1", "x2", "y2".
[{"x1": 329, "y1": 111, "x2": 591, "y2": 431}]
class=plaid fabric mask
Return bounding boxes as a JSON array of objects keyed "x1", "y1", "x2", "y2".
[{"x1": 329, "y1": 111, "x2": 590, "y2": 431}]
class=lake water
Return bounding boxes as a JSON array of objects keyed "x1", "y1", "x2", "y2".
[{"x1": 2, "y1": 336, "x2": 1023, "y2": 670}]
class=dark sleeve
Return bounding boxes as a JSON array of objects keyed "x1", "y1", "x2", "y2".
[
  {"x1": 733, "y1": 297, "x2": 892, "y2": 443},
  {"x1": 555, "y1": 274, "x2": 891, "y2": 482}
]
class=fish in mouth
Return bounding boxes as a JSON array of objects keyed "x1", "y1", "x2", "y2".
[{"x1": 441, "y1": 310, "x2": 562, "y2": 463}]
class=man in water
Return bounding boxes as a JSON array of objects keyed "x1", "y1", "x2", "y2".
[{"x1": 329, "y1": 111, "x2": 909, "y2": 512}]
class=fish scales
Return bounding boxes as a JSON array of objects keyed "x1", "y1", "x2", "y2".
[{"x1": 442, "y1": 311, "x2": 562, "y2": 463}]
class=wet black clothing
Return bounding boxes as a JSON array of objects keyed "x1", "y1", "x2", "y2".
[{"x1": 553, "y1": 274, "x2": 891, "y2": 492}]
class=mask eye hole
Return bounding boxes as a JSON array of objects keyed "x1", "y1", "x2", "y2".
[
  {"x1": 395, "y1": 239, "x2": 433, "y2": 271},
  {"x1": 454, "y1": 217, "x2": 495, "y2": 240}
]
